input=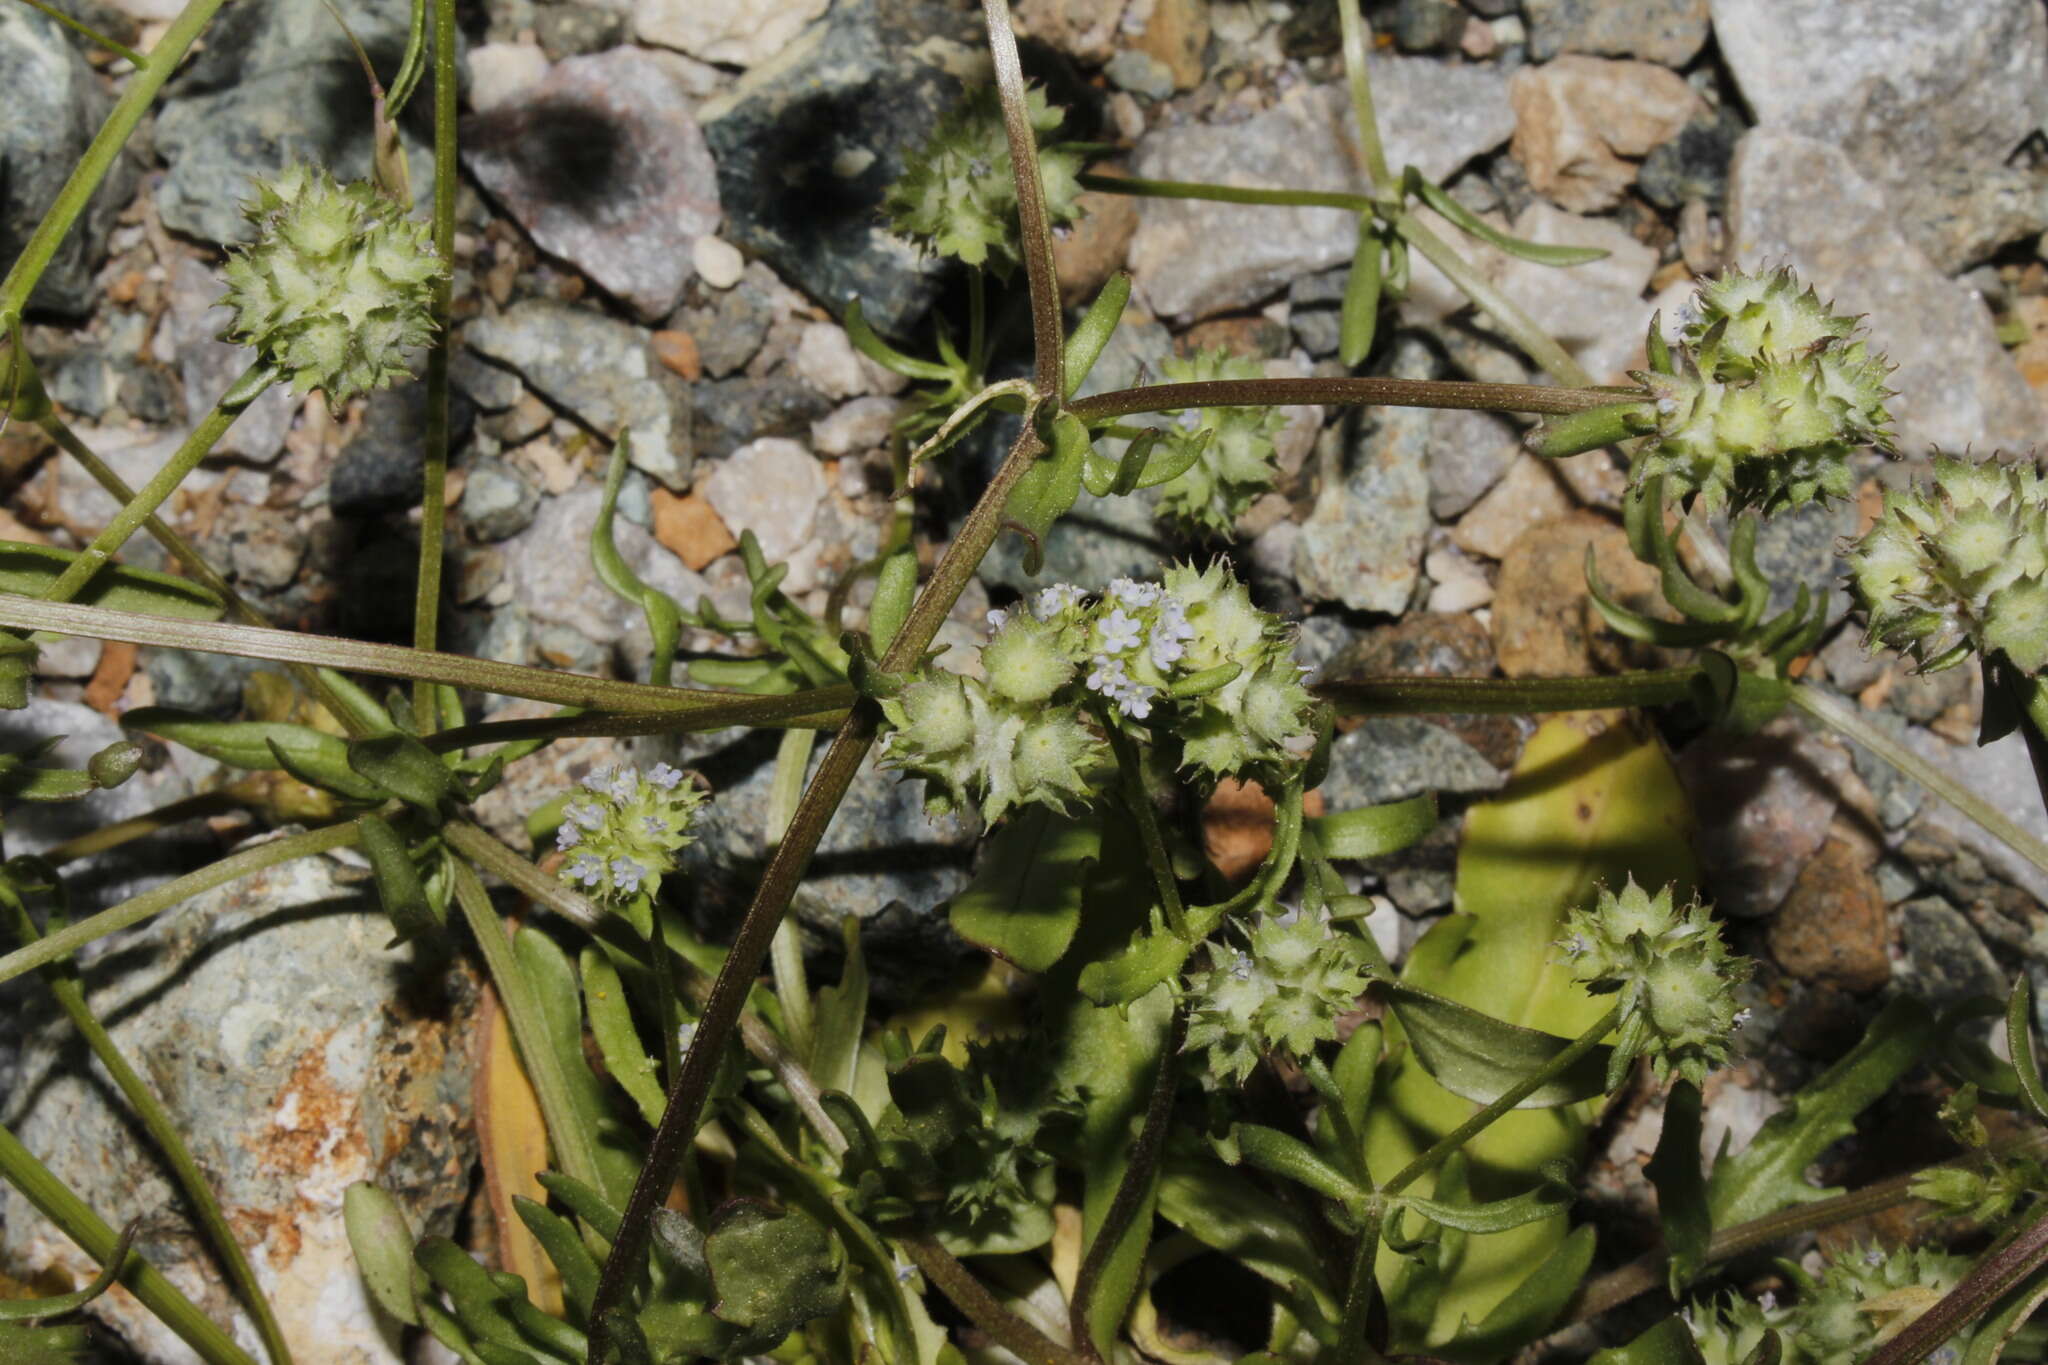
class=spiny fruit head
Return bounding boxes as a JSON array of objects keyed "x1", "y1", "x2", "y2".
[
  {"x1": 883, "y1": 85, "x2": 1085, "y2": 275},
  {"x1": 1153, "y1": 349, "x2": 1288, "y2": 535},
  {"x1": 220, "y1": 165, "x2": 442, "y2": 408}
]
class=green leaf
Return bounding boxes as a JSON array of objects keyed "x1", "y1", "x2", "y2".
[
  {"x1": 703, "y1": 1200, "x2": 848, "y2": 1351},
  {"x1": 121, "y1": 708, "x2": 385, "y2": 800},
  {"x1": 1396, "y1": 1160, "x2": 1576, "y2": 1235},
  {"x1": 348, "y1": 732, "x2": 459, "y2": 815},
  {"x1": 1705, "y1": 996, "x2": 1933, "y2": 1228},
  {"x1": 1308, "y1": 792, "x2": 1437, "y2": 860},
  {"x1": 1407, "y1": 169, "x2": 1610, "y2": 266},
  {"x1": 1647, "y1": 1081, "x2": 1710, "y2": 1291},
  {"x1": 1080, "y1": 426, "x2": 1204, "y2": 498},
  {"x1": 1339, "y1": 214, "x2": 1382, "y2": 367},
  {"x1": 1003, "y1": 412, "x2": 1088, "y2": 576},
  {"x1": 1382, "y1": 975, "x2": 1614, "y2": 1109},
  {"x1": 0, "y1": 1216, "x2": 137, "y2": 1324},
  {"x1": 844, "y1": 297, "x2": 954, "y2": 381},
  {"x1": 1063, "y1": 271, "x2": 1132, "y2": 399},
  {"x1": 808, "y1": 917, "x2": 868, "y2": 1098},
  {"x1": 1155, "y1": 1143, "x2": 1339, "y2": 1314},
  {"x1": 581, "y1": 946, "x2": 664, "y2": 1128},
  {"x1": 512, "y1": 929, "x2": 642, "y2": 1205},
  {"x1": 2007, "y1": 974, "x2": 2047, "y2": 1124},
  {"x1": 534, "y1": 1172, "x2": 622, "y2": 1244},
  {"x1": 868, "y1": 551, "x2": 917, "y2": 656},
  {"x1": 511, "y1": 1196, "x2": 601, "y2": 1326},
  {"x1": 1588, "y1": 1314, "x2": 1709, "y2": 1365},
  {"x1": 948, "y1": 807, "x2": 1098, "y2": 973},
  {"x1": 0, "y1": 541, "x2": 222, "y2": 619},
  {"x1": 0, "y1": 1323, "x2": 95, "y2": 1363},
  {"x1": 413, "y1": 1238, "x2": 530, "y2": 1354},
  {"x1": 1233, "y1": 1124, "x2": 1367, "y2": 1209},
  {"x1": 591, "y1": 433, "x2": 682, "y2": 686},
  {"x1": 1529, "y1": 403, "x2": 1652, "y2": 460},
  {"x1": 1432, "y1": 1224, "x2": 1596, "y2": 1365},
  {"x1": 357, "y1": 815, "x2": 446, "y2": 951}
]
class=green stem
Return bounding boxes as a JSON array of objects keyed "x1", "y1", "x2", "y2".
[
  {"x1": 0, "y1": 1121, "x2": 259, "y2": 1365},
  {"x1": 1064, "y1": 374, "x2": 1629, "y2": 425},
  {"x1": 448, "y1": 860, "x2": 606, "y2": 1195},
  {"x1": 901, "y1": 1234, "x2": 1087, "y2": 1365},
  {"x1": 1789, "y1": 681, "x2": 2048, "y2": 883},
  {"x1": 0, "y1": 895, "x2": 292, "y2": 1365},
  {"x1": 1335, "y1": 0, "x2": 1391, "y2": 191},
  {"x1": 0, "y1": 821, "x2": 358, "y2": 990},
  {"x1": 1079, "y1": 172, "x2": 1372, "y2": 213},
  {"x1": 408, "y1": 0, "x2": 459, "y2": 735},
  {"x1": 13, "y1": 0, "x2": 146, "y2": 66},
  {"x1": 1316, "y1": 667, "x2": 1703, "y2": 716},
  {"x1": 1104, "y1": 721, "x2": 1187, "y2": 939},
  {"x1": 1865, "y1": 1203, "x2": 2048, "y2": 1365},
  {"x1": 420, "y1": 693, "x2": 849, "y2": 752},
  {"x1": 1391, "y1": 212, "x2": 1592, "y2": 387},
  {"x1": 38, "y1": 791, "x2": 246, "y2": 866},
  {"x1": 765, "y1": 727, "x2": 816, "y2": 1061},
  {"x1": 0, "y1": 0, "x2": 229, "y2": 320},
  {"x1": 982, "y1": 0, "x2": 1063, "y2": 398},
  {"x1": 43, "y1": 361, "x2": 274, "y2": 604},
  {"x1": 0, "y1": 594, "x2": 848, "y2": 715}
]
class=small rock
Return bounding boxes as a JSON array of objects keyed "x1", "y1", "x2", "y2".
[
  {"x1": 1370, "y1": 814, "x2": 1462, "y2": 915},
  {"x1": 676, "y1": 261, "x2": 779, "y2": 377},
  {"x1": 1524, "y1": 0, "x2": 1710, "y2": 66},
  {"x1": 1489, "y1": 511, "x2": 1661, "y2": 676},
  {"x1": 1636, "y1": 105, "x2": 1746, "y2": 210},
  {"x1": 1712, "y1": 0, "x2": 2048, "y2": 232},
  {"x1": 1426, "y1": 543, "x2": 1494, "y2": 613},
  {"x1": 692, "y1": 376, "x2": 834, "y2": 461},
  {"x1": 530, "y1": 1, "x2": 629, "y2": 59},
  {"x1": 451, "y1": 348, "x2": 524, "y2": 411},
  {"x1": 0, "y1": 844, "x2": 477, "y2": 1365},
  {"x1": 1205, "y1": 779, "x2": 1320, "y2": 882},
  {"x1": 1426, "y1": 406, "x2": 1522, "y2": 519},
  {"x1": 637, "y1": 0, "x2": 828, "y2": 67},
  {"x1": 1289, "y1": 307, "x2": 1342, "y2": 358},
  {"x1": 693, "y1": 235, "x2": 746, "y2": 289},
  {"x1": 1105, "y1": 49, "x2": 1176, "y2": 101},
  {"x1": 1898, "y1": 722, "x2": 2048, "y2": 903},
  {"x1": 331, "y1": 383, "x2": 477, "y2": 517},
  {"x1": 116, "y1": 361, "x2": 180, "y2": 424},
  {"x1": 651, "y1": 329, "x2": 702, "y2": 380},
  {"x1": 1318, "y1": 718, "x2": 1504, "y2": 808},
  {"x1": 1326, "y1": 611, "x2": 1521, "y2": 766},
  {"x1": 1725, "y1": 131, "x2": 2041, "y2": 454},
  {"x1": 47, "y1": 350, "x2": 115, "y2": 419},
  {"x1": 1293, "y1": 339, "x2": 1434, "y2": 613},
  {"x1": 0, "y1": 5, "x2": 139, "y2": 312},
  {"x1": 1129, "y1": 60, "x2": 1515, "y2": 320},
  {"x1": 462, "y1": 48, "x2": 721, "y2": 321},
  {"x1": 480, "y1": 390, "x2": 555, "y2": 447},
  {"x1": 33, "y1": 633, "x2": 101, "y2": 680},
  {"x1": 1677, "y1": 715, "x2": 1851, "y2": 917},
  {"x1": 701, "y1": 437, "x2": 827, "y2": 564},
  {"x1": 1452, "y1": 451, "x2": 1576, "y2": 560},
  {"x1": 454, "y1": 544, "x2": 506, "y2": 603},
  {"x1": 1055, "y1": 172, "x2": 1142, "y2": 308},
  {"x1": 1897, "y1": 897, "x2": 2007, "y2": 1010},
  {"x1": 1509, "y1": 55, "x2": 1703, "y2": 213},
  {"x1": 463, "y1": 456, "x2": 542, "y2": 540},
  {"x1": 1394, "y1": 0, "x2": 1466, "y2": 51},
  {"x1": 1890, "y1": 163, "x2": 2048, "y2": 275},
  {"x1": 651, "y1": 488, "x2": 738, "y2": 570},
  {"x1": 1015, "y1": 0, "x2": 1128, "y2": 64},
  {"x1": 812, "y1": 395, "x2": 902, "y2": 456},
  {"x1": 1124, "y1": 0, "x2": 1209, "y2": 90},
  {"x1": 466, "y1": 39, "x2": 551, "y2": 112},
  {"x1": 698, "y1": 0, "x2": 986, "y2": 335},
  {"x1": 1768, "y1": 836, "x2": 1892, "y2": 992},
  {"x1": 503, "y1": 482, "x2": 711, "y2": 642},
  {"x1": 465, "y1": 299, "x2": 694, "y2": 488},
  {"x1": 794, "y1": 321, "x2": 881, "y2": 400},
  {"x1": 216, "y1": 504, "x2": 306, "y2": 590}
]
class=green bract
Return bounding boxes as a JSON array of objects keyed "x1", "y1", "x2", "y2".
[
  {"x1": 1848, "y1": 452, "x2": 2048, "y2": 674},
  {"x1": 883, "y1": 85, "x2": 1085, "y2": 274},
  {"x1": 1184, "y1": 912, "x2": 1372, "y2": 1083},
  {"x1": 1689, "y1": 1244, "x2": 1976, "y2": 1365},
  {"x1": 1558, "y1": 878, "x2": 1749, "y2": 1089},
  {"x1": 220, "y1": 164, "x2": 443, "y2": 406},
  {"x1": 1629, "y1": 268, "x2": 1892, "y2": 515},
  {"x1": 554, "y1": 762, "x2": 707, "y2": 907},
  {"x1": 1154, "y1": 348, "x2": 1288, "y2": 534}
]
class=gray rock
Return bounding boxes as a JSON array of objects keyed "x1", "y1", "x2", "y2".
[
  {"x1": 1393, "y1": 0, "x2": 1467, "y2": 52},
  {"x1": 1676, "y1": 714, "x2": 1850, "y2": 917},
  {"x1": 47, "y1": 349, "x2": 115, "y2": 420},
  {"x1": 1892, "y1": 164, "x2": 2048, "y2": 275},
  {"x1": 1425, "y1": 406, "x2": 1520, "y2": 519},
  {"x1": 464, "y1": 299, "x2": 693, "y2": 488},
  {"x1": 0, "y1": 5, "x2": 141, "y2": 317},
  {"x1": 213, "y1": 503, "x2": 306, "y2": 591},
  {"x1": 531, "y1": 0, "x2": 628, "y2": 58},
  {"x1": 1370, "y1": 814, "x2": 1461, "y2": 914},
  {"x1": 1725, "y1": 132, "x2": 2041, "y2": 455},
  {"x1": 1901, "y1": 722, "x2": 2048, "y2": 904},
  {"x1": 331, "y1": 382, "x2": 477, "y2": 517},
  {"x1": 1318, "y1": 719, "x2": 1504, "y2": 809},
  {"x1": 1105, "y1": 49, "x2": 1176, "y2": 101},
  {"x1": 675, "y1": 262, "x2": 778, "y2": 377},
  {"x1": 462, "y1": 48, "x2": 720, "y2": 321},
  {"x1": 159, "y1": 255, "x2": 299, "y2": 464},
  {"x1": 502, "y1": 482, "x2": 710, "y2": 644},
  {"x1": 171, "y1": 0, "x2": 413, "y2": 90},
  {"x1": 1712, "y1": 0, "x2": 2048, "y2": 257},
  {"x1": 0, "y1": 842, "x2": 477, "y2": 1365},
  {"x1": 637, "y1": 0, "x2": 828, "y2": 67},
  {"x1": 692, "y1": 375, "x2": 834, "y2": 461},
  {"x1": 1130, "y1": 60, "x2": 1515, "y2": 320},
  {"x1": 698, "y1": 0, "x2": 984, "y2": 336},
  {"x1": 1742, "y1": 491, "x2": 1860, "y2": 619},
  {"x1": 139, "y1": 644, "x2": 260, "y2": 718},
  {"x1": 1636, "y1": 105, "x2": 1745, "y2": 210},
  {"x1": 1897, "y1": 897, "x2": 2006, "y2": 1010},
  {"x1": 1288, "y1": 307, "x2": 1342, "y2": 358},
  {"x1": 463, "y1": 456, "x2": 542, "y2": 540},
  {"x1": 449, "y1": 347, "x2": 523, "y2": 411},
  {"x1": 671, "y1": 733, "x2": 980, "y2": 1001},
  {"x1": 117, "y1": 360, "x2": 181, "y2": 424},
  {"x1": 1524, "y1": 0, "x2": 1710, "y2": 66},
  {"x1": 1293, "y1": 342, "x2": 1434, "y2": 613}
]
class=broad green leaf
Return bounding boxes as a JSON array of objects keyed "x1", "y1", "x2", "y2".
[
  {"x1": 345, "y1": 1182, "x2": 421, "y2": 1327},
  {"x1": 1381, "y1": 975, "x2": 1613, "y2": 1109},
  {"x1": 1705, "y1": 996, "x2": 1932, "y2": 1228},
  {"x1": 703, "y1": 1200, "x2": 847, "y2": 1352},
  {"x1": 0, "y1": 541, "x2": 222, "y2": 618},
  {"x1": 1308, "y1": 791, "x2": 1436, "y2": 860},
  {"x1": 122, "y1": 708, "x2": 386, "y2": 800},
  {"x1": 349, "y1": 732, "x2": 459, "y2": 816},
  {"x1": 512, "y1": 928, "x2": 642, "y2": 1205},
  {"x1": 357, "y1": 814, "x2": 445, "y2": 951},
  {"x1": 1003, "y1": 412, "x2": 1088, "y2": 576},
  {"x1": 581, "y1": 946, "x2": 664, "y2": 1128},
  {"x1": 1155, "y1": 1143, "x2": 1339, "y2": 1315},
  {"x1": 948, "y1": 807, "x2": 1098, "y2": 973},
  {"x1": 868, "y1": 551, "x2": 917, "y2": 655},
  {"x1": 1647, "y1": 1081, "x2": 1709, "y2": 1291},
  {"x1": 1234, "y1": 1124, "x2": 1367, "y2": 1209},
  {"x1": 1588, "y1": 1314, "x2": 1709, "y2": 1365},
  {"x1": 1433, "y1": 1224, "x2": 1596, "y2": 1365}
]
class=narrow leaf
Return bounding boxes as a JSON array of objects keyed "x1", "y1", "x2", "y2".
[
  {"x1": 1063, "y1": 272, "x2": 1132, "y2": 399},
  {"x1": 1408, "y1": 169, "x2": 1610, "y2": 266},
  {"x1": 344, "y1": 1183, "x2": 420, "y2": 1327},
  {"x1": 1339, "y1": 215, "x2": 1382, "y2": 367},
  {"x1": 1307, "y1": 792, "x2": 1436, "y2": 860},
  {"x1": 0, "y1": 541, "x2": 222, "y2": 619},
  {"x1": 1383, "y1": 976, "x2": 1614, "y2": 1108},
  {"x1": 1646, "y1": 1081, "x2": 1709, "y2": 1291}
]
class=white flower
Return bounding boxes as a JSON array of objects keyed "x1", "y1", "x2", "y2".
[
  {"x1": 985, "y1": 607, "x2": 1010, "y2": 631},
  {"x1": 648, "y1": 762, "x2": 684, "y2": 791},
  {"x1": 567, "y1": 801, "x2": 606, "y2": 829},
  {"x1": 1085, "y1": 654, "x2": 1127, "y2": 697},
  {"x1": 1108, "y1": 577, "x2": 1162, "y2": 608},
  {"x1": 610, "y1": 858, "x2": 648, "y2": 894},
  {"x1": 566, "y1": 853, "x2": 605, "y2": 887},
  {"x1": 1117, "y1": 682, "x2": 1156, "y2": 719},
  {"x1": 583, "y1": 766, "x2": 614, "y2": 792},
  {"x1": 1096, "y1": 608, "x2": 1144, "y2": 654},
  {"x1": 608, "y1": 767, "x2": 639, "y2": 801},
  {"x1": 555, "y1": 822, "x2": 583, "y2": 850},
  {"x1": 1033, "y1": 582, "x2": 1086, "y2": 619}
]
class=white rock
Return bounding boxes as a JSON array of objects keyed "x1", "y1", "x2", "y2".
[
  {"x1": 794, "y1": 321, "x2": 874, "y2": 401},
  {"x1": 692, "y1": 234, "x2": 745, "y2": 289},
  {"x1": 464, "y1": 41, "x2": 549, "y2": 113},
  {"x1": 637, "y1": 0, "x2": 829, "y2": 68},
  {"x1": 504, "y1": 483, "x2": 710, "y2": 639},
  {"x1": 1508, "y1": 55, "x2": 1702, "y2": 213},
  {"x1": 701, "y1": 438, "x2": 827, "y2": 564},
  {"x1": 812, "y1": 396, "x2": 902, "y2": 456},
  {"x1": 1425, "y1": 544, "x2": 1494, "y2": 613}
]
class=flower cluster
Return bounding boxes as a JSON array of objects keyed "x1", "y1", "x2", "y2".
[
  {"x1": 1689, "y1": 1244, "x2": 1976, "y2": 1365},
  {"x1": 554, "y1": 762, "x2": 705, "y2": 905},
  {"x1": 1628, "y1": 268, "x2": 1893, "y2": 514},
  {"x1": 1848, "y1": 452, "x2": 2048, "y2": 675},
  {"x1": 1153, "y1": 349, "x2": 1288, "y2": 534},
  {"x1": 219, "y1": 164, "x2": 443, "y2": 407},
  {"x1": 881, "y1": 564, "x2": 1316, "y2": 821},
  {"x1": 1184, "y1": 913, "x2": 1373, "y2": 1083},
  {"x1": 1558, "y1": 878, "x2": 1750, "y2": 1088},
  {"x1": 882, "y1": 85, "x2": 1086, "y2": 275}
]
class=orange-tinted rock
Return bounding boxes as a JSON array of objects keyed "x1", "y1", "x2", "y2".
[
  {"x1": 1768, "y1": 836, "x2": 1892, "y2": 992},
  {"x1": 651, "y1": 488, "x2": 737, "y2": 570},
  {"x1": 650, "y1": 329, "x2": 702, "y2": 380}
]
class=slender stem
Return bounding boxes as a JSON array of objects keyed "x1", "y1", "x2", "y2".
[
  {"x1": 0, "y1": 0, "x2": 229, "y2": 319},
  {"x1": 2, "y1": 899, "x2": 292, "y2": 1365},
  {"x1": 12, "y1": 0, "x2": 146, "y2": 66},
  {"x1": 765, "y1": 728, "x2": 816, "y2": 1061},
  {"x1": 0, "y1": 1121, "x2": 259, "y2": 1365},
  {"x1": 1337, "y1": 1199, "x2": 1388, "y2": 1357},
  {"x1": 43, "y1": 362, "x2": 272, "y2": 604},
  {"x1": 1079, "y1": 172, "x2": 1373, "y2": 213},
  {"x1": 1316, "y1": 667, "x2": 1702, "y2": 716},
  {"x1": 1864, "y1": 1203, "x2": 2048, "y2": 1365},
  {"x1": 0, "y1": 822, "x2": 358, "y2": 990},
  {"x1": 1392, "y1": 213, "x2": 1592, "y2": 387},
  {"x1": 902, "y1": 1234, "x2": 1088, "y2": 1365},
  {"x1": 1066, "y1": 374, "x2": 1626, "y2": 425},
  {"x1": 1790, "y1": 681, "x2": 2048, "y2": 882},
  {"x1": 982, "y1": 0, "x2": 1062, "y2": 398},
  {"x1": 1070, "y1": 1009, "x2": 1185, "y2": 1362},
  {"x1": 1335, "y1": 0, "x2": 1391, "y2": 191},
  {"x1": 409, "y1": 0, "x2": 459, "y2": 735},
  {"x1": 39, "y1": 791, "x2": 245, "y2": 865},
  {"x1": 420, "y1": 692, "x2": 851, "y2": 752},
  {"x1": 0, "y1": 595, "x2": 832, "y2": 715},
  {"x1": 449, "y1": 860, "x2": 606, "y2": 1194},
  {"x1": 36, "y1": 412, "x2": 370, "y2": 734},
  {"x1": 1104, "y1": 721, "x2": 1187, "y2": 939}
]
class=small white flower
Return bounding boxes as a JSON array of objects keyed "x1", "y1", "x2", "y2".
[
  {"x1": 610, "y1": 858, "x2": 647, "y2": 894},
  {"x1": 1117, "y1": 682, "x2": 1155, "y2": 719},
  {"x1": 1108, "y1": 577, "x2": 1162, "y2": 608},
  {"x1": 555, "y1": 822, "x2": 583, "y2": 851},
  {"x1": 648, "y1": 762, "x2": 684, "y2": 791},
  {"x1": 1033, "y1": 582, "x2": 1085, "y2": 619},
  {"x1": 641, "y1": 815, "x2": 667, "y2": 837},
  {"x1": 566, "y1": 853, "x2": 605, "y2": 887},
  {"x1": 582, "y1": 766, "x2": 614, "y2": 792},
  {"x1": 1085, "y1": 654, "x2": 1127, "y2": 697},
  {"x1": 1097, "y1": 608, "x2": 1144, "y2": 654},
  {"x1": 1758, "y1": 1291, "x2": 1777, "y2": 1313},
  {"x1": 985, "y1": 607, "x2": 1010, "y2": 631},
  {"x1": 567, "y1": 802, "x2": 606, "y2": 830},
  {"x1": 608, "y1": 767, "x2": 640, "y2": 801}
]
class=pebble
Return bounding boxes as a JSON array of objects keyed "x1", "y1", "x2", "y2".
[
  {"x1": 1452, "y1": 451, "x2": 1577, "y2": 560},
  {"x1": 1891, "y1": 164, "x2": 2048, "y2": 275},
  {"x1": 462, "y1": 456, "x2": 542, "y2": 541},
  {"x1": 651, "y1": 329, "x2": 703, "y2": 380},
  {"x1": 794, "y1": 321, "x2": 888, "y2": 401},
  {"x1": 1898, "y1": 721, "x2": 2048, "y2": 904},
  {"x1": 1318, "y1": 719, "x2": 1504, "y2": 808},
  {"x1": 1488, "y1": 511, "x2": 1662, "y2": 676},
  {"x1": 700, "y1": 437, "x2": 827, "y2": 565},
  {"x1": 1292, "y1": 345, "x2": 1434, "y2": 614},
  {"x1": 1524, "y1": 0, "x2": 1710, "y2": 66},
  {"x1": 465, "y1": 39, "x2": 550, "y2": 112},
  {"x1": 1106, "y1": 49, "x2": 1176, "y2": 101},
  {"x1": 1054, "y1": 173, "x2": 1142, "y2": 309},
  {"x1": 1897, "y1": 897, "x2": 2007, "y2": 1011},
  {"x1": 1677, "y1": 715, "x2": 1851, "y2": 917},
  {"x1": 1128, "y1": 56, "x2": 1515, "y2": 320},
  {"x1": 1509, "y1": 55, "x2": 1704, "y2": 213},
  {"x1": 330, "y1": 383, "x2": 476, "y2": 518},
  {"x1": 160, "y1": 256, "x2": 299, "y2": 464},
  {"x1": 1636, "y1": 105, "x2": 1746, "y2": 211},
  {"x1": 1014, "y1": 0, "x2": 1126, "y2": 64},
  {"x1": 502, "y1": 482, "x2": 712, "y2": 645},
  {"x1": 1767, "y1": 836, "x2": 1892, "y2": 992},
  {"x1": 1725, "y1": 131, "x2": 2041, "y2": 454},
  {"x1": 812, "y1": 395, "x2": 902, "y2": 457},
  {"x1": 461, "y1": 48, "x2": 722, "y2": 322},
  {"x1": 636, "y1": 0, "x2": 829, "y2": 68},
  {"x1": 651, "y1": 488, "x2": 738, "y2": 571},
  {"x1": 1425, "y1": 406, "x2": 1522, "y2": 519},
  {"x1": 675, "y1": 261, "x2": 779, "y2": 377},
  {"x1": 1392, "y1": 0, "x2": 1467, "y2": 53},
  {"x1": 692, "y1": 376, "x2": 834, "y2": 461},
  {"x1": 692, "y1": 234, "x2": 746, "y2": 290}
]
